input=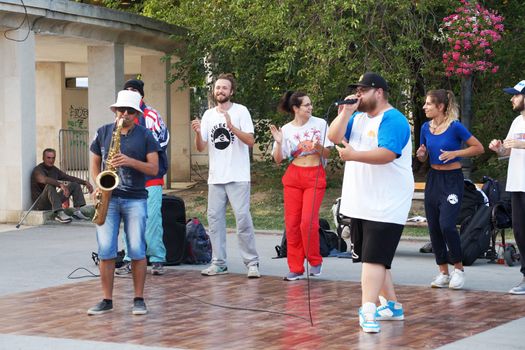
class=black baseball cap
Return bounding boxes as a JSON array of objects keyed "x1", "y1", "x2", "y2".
[{"x1": 348, "y1": 72, "x2": 389, "y2": 91}]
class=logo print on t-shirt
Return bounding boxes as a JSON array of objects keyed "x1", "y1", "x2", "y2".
[
  {"x1": 447, "y1": 194, "x2": 459, "y2": 205},
  {"x1": 210, "y1": 123, "x2": 235, "y2": 150}
]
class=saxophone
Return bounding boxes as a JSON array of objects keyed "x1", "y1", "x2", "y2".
[{"x1": 92, "y1": 118, "x2": 123, "y2": 225}]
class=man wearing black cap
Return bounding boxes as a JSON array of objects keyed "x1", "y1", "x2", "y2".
[
  {"x1": 328, "y1": 72, "x2": 414, "y2": 333},
  {"x1": 116, "y1": 79, "x2": 170, "y2": 276},
  {"x1": 489, "y1": 80, "x2": 525, "y2": 295}
]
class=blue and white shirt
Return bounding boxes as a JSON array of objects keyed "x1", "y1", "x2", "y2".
[{"x1": 340, "y1": 108, "x2": 414, "y2": 225}]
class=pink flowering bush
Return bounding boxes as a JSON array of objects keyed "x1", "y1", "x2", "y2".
[{"x1": 441, "y1": 0, "x2": 504, "y2": 77}]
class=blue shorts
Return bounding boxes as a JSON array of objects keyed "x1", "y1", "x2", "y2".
[{"x1": 96, "y1": 196, "x2": 147, "y2": 260}]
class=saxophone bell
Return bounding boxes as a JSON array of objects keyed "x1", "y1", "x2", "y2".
[{"x1": 96, "y1": 170, "x2": 120, "y2": 191}]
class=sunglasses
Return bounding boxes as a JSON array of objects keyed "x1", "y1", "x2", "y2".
[{"x1": 116, "y1": 107, "x2": 137, "y2": 115}]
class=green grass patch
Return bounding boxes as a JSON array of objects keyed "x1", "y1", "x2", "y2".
[{"x1": 182, "y1": 160, "x2": 427, "y2": 233}]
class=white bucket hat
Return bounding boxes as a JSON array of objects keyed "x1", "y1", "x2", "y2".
[{"x1": 110, "y1": 90, "x2": 143, "y2": 115}]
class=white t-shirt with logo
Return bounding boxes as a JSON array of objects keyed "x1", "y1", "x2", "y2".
[
  {"x1": 505, "y1": 115, "x2": 525, "y2": 192},
  {"x1": 273, "y1": 116, "x2": 334, "y2": 163},
  {"x1": 200, "y1": 103, "x2": 254, "y2": 184},
  {"x1": 340, "y1": 108, "x2": 414, "y2": 225}
]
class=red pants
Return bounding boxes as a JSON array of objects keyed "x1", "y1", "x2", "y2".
[{"x1": 282, "y1": 163, "x2": 326, "y2": 274}]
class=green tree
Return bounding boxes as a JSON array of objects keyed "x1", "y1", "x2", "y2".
[{"x1": 87, "y1": 0, "x2": 525, "y2": 179}]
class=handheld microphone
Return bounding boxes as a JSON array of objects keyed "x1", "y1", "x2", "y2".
[{"x1": 334, "y1": 98, "x2": 358, "y2": 106}]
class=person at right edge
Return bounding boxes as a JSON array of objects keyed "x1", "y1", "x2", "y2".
[
  {"x1": 416, "y1": 89, "x2": 484, "y2": 290},
  {"x1": 489, "y1": 80, "x2": 525, "y2": 295},
  {"x1": 328, "y1": 72, "x2": 413, "y2": 333}
]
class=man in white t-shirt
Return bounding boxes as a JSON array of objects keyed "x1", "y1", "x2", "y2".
[
  {"x1": 489, "y1": 80, "x2": 525, "y2": 295},
  {"x1": 191, "y1": 73, "x2": 260, "y2": 278},
  {"x1": 328, "y1": 72, "x2": 414, "y2": 333}
]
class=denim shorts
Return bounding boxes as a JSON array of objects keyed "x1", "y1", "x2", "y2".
[{"x1": 96, "y1": 196, "x2": 147, "y2": 260}]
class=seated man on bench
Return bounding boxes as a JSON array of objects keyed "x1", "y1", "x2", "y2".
[{"x1": 30, "y1": 148, "x2": 93, "y2": 223}]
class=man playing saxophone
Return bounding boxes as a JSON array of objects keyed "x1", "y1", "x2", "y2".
[{"x1": 88, "y1": 90, "x2": 160, "y2": 316}]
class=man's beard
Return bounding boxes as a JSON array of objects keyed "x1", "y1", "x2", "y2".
[
  {"x1": 214, "y1": 94, "x2": 230, "y2": 104},
  {"x1": 357, "y1": 98, "x2": 377, "y2": 113},
  {"x1": 121, "y1": 117, "x2": 134, "y2": 128},
  {"x1": 512, "y1": 99, "x2": 525, "y2": 113}
]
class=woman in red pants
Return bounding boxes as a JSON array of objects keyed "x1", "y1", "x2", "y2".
[{"x1": 270, "y1": 91, "x2": 333, "y2": 280}]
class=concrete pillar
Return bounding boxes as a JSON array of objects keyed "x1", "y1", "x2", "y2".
[
  {"x1": 0, "y1": 31, "x2": 36, "y2": 222},
  {"x1": 141, "y1": 56, "x2": 167, "y2": 117},
  {"x1": 35, "y1": 62, "x2": 65, "y2": 163},
  {"x1": 168, "y1": 57, "x2": 191, "y2": 182},
  {"x1": 141, "y1": 55, "x2": 173, "y2": 185},
  {"x1": 87, "y1": 45, "x2": 124, "y2": 143}
]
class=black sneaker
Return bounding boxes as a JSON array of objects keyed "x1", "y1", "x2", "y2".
[
  {"x1": 87, "y1": 299, "x2": 113, "y2": 315},
  {"x1": 132, "y1": 298, "x2": 147, "y2": 315},
  {"x1": 419, "y1": 242, "x2": 433, "y2": 253}
]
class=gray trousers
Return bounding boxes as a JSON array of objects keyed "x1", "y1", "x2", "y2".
[
  {"x1": 207, "y1": 182, "x2": 259, "y2": 267},
  {"x1": 35, "y1": 182, "x2": 86, "y2": 212}
]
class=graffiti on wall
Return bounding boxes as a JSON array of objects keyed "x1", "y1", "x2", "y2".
[{"x1": 67, "y1": 105, "x2": 88, "y2": 130}]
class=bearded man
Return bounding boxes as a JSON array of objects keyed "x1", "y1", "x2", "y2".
[
  {"x1": 191, "y1": 73, "x2": 260, "y2": 278},
  {"x1": 489, "y1": 80, "x2": 525, "y2": 295},
  {"x1": 328, "y1": 72, "x2": 414, "y2": 333}
]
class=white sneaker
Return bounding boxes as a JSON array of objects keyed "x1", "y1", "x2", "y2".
[
  {"x1": 247, "y1": 265, "x2": 261, "y2": 278},
  {"x1": 201, "y1": 265, "x2": 228, "y2": 276},
  {"x1": 509, "y1": 278, "x2": 525, "y2": 295},
  {"x1": 430, "y1": 272, "x2": 450, "y2": 288},
  {"x1": 72, "y1": 210, "x2": 90, "y2": 220},
  {"x1": 449, "y1": 269, "x2": 465, "y2": 290},
  {"x1": 359, "y1": 302, "x2": 380, "y2": 333},
  {"x1": 55, "y1": 210, "x2": 72, "y2": 223}
]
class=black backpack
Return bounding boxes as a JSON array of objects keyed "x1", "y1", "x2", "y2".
[
  {"x1": 319, "y1": 228, "x2": 347, "y2": 256},
  {"x1": 481, "y1": 176, "x2": 512, "y2": 229},
  {"x1": 481, "y1": 176, "x2": 501, "y2": 206},
  {"x1": 460, "y1": 205, "x2": 492, "y2": 266},
  {"x1": 274, "y1": 218, "x2": 347, "y2": 258},
  {"x1": 457, "y1": 179, "x2": 485, "y2": 226},
  {"x1": 185, "y1": 217, "x2": 212, "y2": 264},
  {"x1": 275, "y1": 232, "x2": 287, "y2": 258}
]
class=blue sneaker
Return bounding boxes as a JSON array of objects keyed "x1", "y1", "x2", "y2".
[
  {"x1": 309, "y1": 264, "x2": 322, "y2": 276},
  {"x1": 375, "y1": 296, "x2": 404, "y2": 321},
  {"x1": 359, "y1": 303, "x2": 380, "y2": 333},
  {"x1": 283, "y1": 272, "x2": 304, "y2": 281}
]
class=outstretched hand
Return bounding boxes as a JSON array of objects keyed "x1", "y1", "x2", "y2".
[
  {"x1": 191, "y1": 118, "x2": 201, "y2": 134},
  {"x1": 438, "y1": 149, "x2": 457, "y2": 163},
  {"x1": 85, "y1": 182, "x2": 94, "y2": 194},
  {"x1": 269, "y1": 124, "x2": 283, "y2": 145},
  {"x1": 335, "y1": 140, "x2": 355, "y2": 161},
  {"x1": 110, "y1": 153, "x2": 132, "y2": 167},
  {"x1": 416, "y1": 144, "x2": 427, "y2": 161},
  {"x1": 503, "y1": 138, "x2": 525, "y2": 149}
]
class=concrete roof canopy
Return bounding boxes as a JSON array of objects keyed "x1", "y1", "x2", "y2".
[{"x1": 0, "y1": 0, "x2": 186, "y2": 77}]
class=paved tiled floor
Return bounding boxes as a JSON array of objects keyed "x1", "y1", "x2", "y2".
[{"x1": 1, "y1": 269, "x2": 525, "y2": 349}]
